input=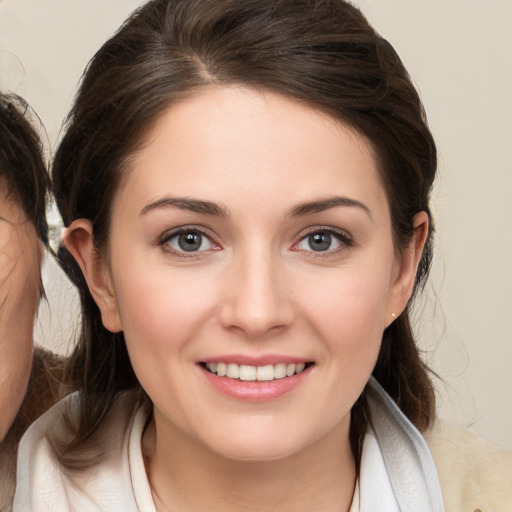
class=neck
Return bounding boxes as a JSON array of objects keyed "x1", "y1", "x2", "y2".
[{"x1": 143, "y1": 414, "x2": 356, "y2": 512}]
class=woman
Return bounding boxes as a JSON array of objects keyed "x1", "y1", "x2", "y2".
[
  {"x1": 14, "y1": 1, "x2": 512, "y2": 510},
  {"x1": 0, "y1": 94, "x2": 64, "y2": 509}
]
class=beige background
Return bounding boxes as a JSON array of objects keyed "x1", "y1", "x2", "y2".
[{"x1": 1, "y1": 0, "x2": 511, "y2": 450}]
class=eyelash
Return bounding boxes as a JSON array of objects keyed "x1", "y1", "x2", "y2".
[
  {"x1": 158, "y1": 226, "x2": 219, "y2": 258},
  {"x1": 293, "y1": 226, "x2": 354, "y2": 255},
  {"x1": 157, "y1": 225, "x2": 353, "y2": 258}
]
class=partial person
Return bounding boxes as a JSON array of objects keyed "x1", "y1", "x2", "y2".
[
  {"x1": 14, "y1": 1, "x2": 512, "y2": 511},
  {"x1": 0, "y1": 94, "x2": 64, "y2": 510}
]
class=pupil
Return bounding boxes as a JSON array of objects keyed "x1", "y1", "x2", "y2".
[
  {"x1": 178, "y1": 232, "x2": 202, "y2": 251},
  {"x1": 309, "y1": 233, "x2": 331, "y2": 251}
]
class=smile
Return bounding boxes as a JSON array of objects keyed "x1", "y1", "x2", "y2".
[{"x1": 202, "y1": 362, "x2": 310, "y2": 382}]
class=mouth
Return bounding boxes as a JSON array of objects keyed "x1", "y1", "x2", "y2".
[{"x1": 200, "y1": 361, "x2": 314, "y2": 382}]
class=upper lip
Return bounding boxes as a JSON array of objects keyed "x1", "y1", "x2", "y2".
[{"x1": 199, "y1": 354, "x2": 312, "y2": 366}]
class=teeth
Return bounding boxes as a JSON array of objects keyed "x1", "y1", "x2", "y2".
[
  {"x1": 274, "y1": 363, "x2": 287, "y2": 379},
  {"x1": 226, "y1": 363, "x2": 239, "y2": 379},
  {"x1": 216, "y1": 363, "x2": 226, "y2": 376},
  {"x1": 204, "y1": 362, "x2": 309, "y2": 381},
  {"x1": 256, "y1": 365, "x2": 274, "y2": 381},
  {"x1": 239, "y1": 365, "x2": 257, "y2": 381}
]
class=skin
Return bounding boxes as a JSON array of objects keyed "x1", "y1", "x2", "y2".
[
  {"x1": 0, "y1": 182, "x2": 42, "y2": 440},
  {"x1": 66, "y1": 86, "x2": 428, "y2": 511}
]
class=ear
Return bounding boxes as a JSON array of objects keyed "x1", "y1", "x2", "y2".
[
  {"x1": 386, "y1": 211, "x2": 429, "y2": 326},
  {"x1": 63, "y1": 219, "x2": 122, "y2": 333}
]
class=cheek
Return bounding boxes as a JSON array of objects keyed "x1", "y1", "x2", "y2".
[
  {"x1": 298, "y1": 266, "x2": 392, "y2": 343},
  {"x1": 0, "y1": 238, "x2": 41, "y2": 344},
  {"x1": 0, "y1": 275, "x2": 36, "y2": 438},
  {"x1": 294, "y1": 268, "x2": 391, "y2": 417},
  {"x1": 112, "y1": 264, "x2": 218, "y2": 355}
]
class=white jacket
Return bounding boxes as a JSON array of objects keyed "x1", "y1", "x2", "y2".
[
  {"x1": 15, "y1": 378, "x2": 508, "y2": 511},
  {"x1": 13, "y1": 378, "x2": 447, "y2": 511}
]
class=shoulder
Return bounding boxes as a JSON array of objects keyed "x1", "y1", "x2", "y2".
[
  {"x1": 13, "y1": 390, "x2": 144, "y2": 512},
  {"x1": 0, "y1": 348, "x2": 66, "y2": 511},
  {"x1": 424, "y1": 418, "x2": 512, "y2": 512}
]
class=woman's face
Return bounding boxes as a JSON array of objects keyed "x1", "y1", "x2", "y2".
[
  {"x1": 0, "y1": 183, "x2": 41, "y2": 440},
  {"x1": 76, "y1": 86, "x2": 425, "y2": 461}
]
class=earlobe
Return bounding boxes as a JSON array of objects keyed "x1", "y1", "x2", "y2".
[
  {"x1": 386, "y1": 211, "x2": 429, "y2": 325},
  {"x1": 63, "y1": 219, "x2": 122, "y2": 333}
]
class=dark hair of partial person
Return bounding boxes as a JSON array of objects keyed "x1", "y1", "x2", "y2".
[
  {"x1": 52, "y1": 0, "x2": 437, "y2": 469},
  {"x1": 0, "y1": 95, "x2": 65, "y2": 510},
  {"x1": 0, "y1": 93, "x2": 50, "y2": 245}
]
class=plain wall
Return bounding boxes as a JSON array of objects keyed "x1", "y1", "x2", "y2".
[{"x1": 1, "y1": 0, "x2": 510, "y2": 450}]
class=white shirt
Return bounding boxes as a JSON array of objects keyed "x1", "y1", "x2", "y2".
[
  {"x1": 14, "y1": 379, "x2": 444, "y2": 511},
  {"x1": 349, "y1": 430, "x2": 399, "y2": 512}
]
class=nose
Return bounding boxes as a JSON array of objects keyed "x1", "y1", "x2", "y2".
[{"x1": 219, "y1": 246, "x2": 294, "y2": 338}]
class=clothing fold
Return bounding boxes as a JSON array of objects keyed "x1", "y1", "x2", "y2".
[{"x1": 13, "y1": 379, "x2": 448, "y2": 511}]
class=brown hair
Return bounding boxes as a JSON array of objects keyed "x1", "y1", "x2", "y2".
[
  {"x1": 0, "y1": 94, "x2": 50, "y2": 245},
  {"x1": 53, "y1": 0, "x2": 437, "y2": 465},
  {"x1": 0, "y1": 95, "x2": 59, "y2": 510}
]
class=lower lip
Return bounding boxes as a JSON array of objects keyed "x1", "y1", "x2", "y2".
[{"x1": 200, "y1": 365, "x2": 312, "y2": 402}]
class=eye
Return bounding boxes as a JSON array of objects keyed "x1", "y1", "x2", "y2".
[
  {"x1": 162, "y1": 228, "x2": 216, "y2": 253},
  {"x1": 295, "y1": 228, "x2": 351, "y2": 253}
]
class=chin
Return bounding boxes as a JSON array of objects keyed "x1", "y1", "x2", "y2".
[
  {"x1": 212, "y1": 440, "x2": 301, "y2": 463},
  {"x1": 0, "y1": 395, "x2": 21, "y2": 441},
  {"x1": 197, "y1": 422, "x2": 319, "y2": 464}
]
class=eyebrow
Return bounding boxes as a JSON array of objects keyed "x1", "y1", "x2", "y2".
[
  {"x1": 140, "y1": 195, "x2": 371, "y2": 219},
  {"x1": 140, "y1": 197, "x2": 228, "y2": 217},
  {"x1": 288, "y1": 196, "x2": 372, "y2": 219}
]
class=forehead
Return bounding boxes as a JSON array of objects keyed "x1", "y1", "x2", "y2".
[{"x1": 115, "y1": 86, "x2": 387, "y2": 217}]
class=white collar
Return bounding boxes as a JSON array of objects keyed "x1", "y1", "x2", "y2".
[
  {"x1": 130, "y1": 401, "x2": 156, "y2": 512},
  {"x1": 349, "y1": 427, "x2": 400, "y2": 512},
  {"x1": 128, "y1": 379, "x2": 445, "y2": 512},
  {"x1": 363, "y1": 378, "x2": 445, "y2": 512}
]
